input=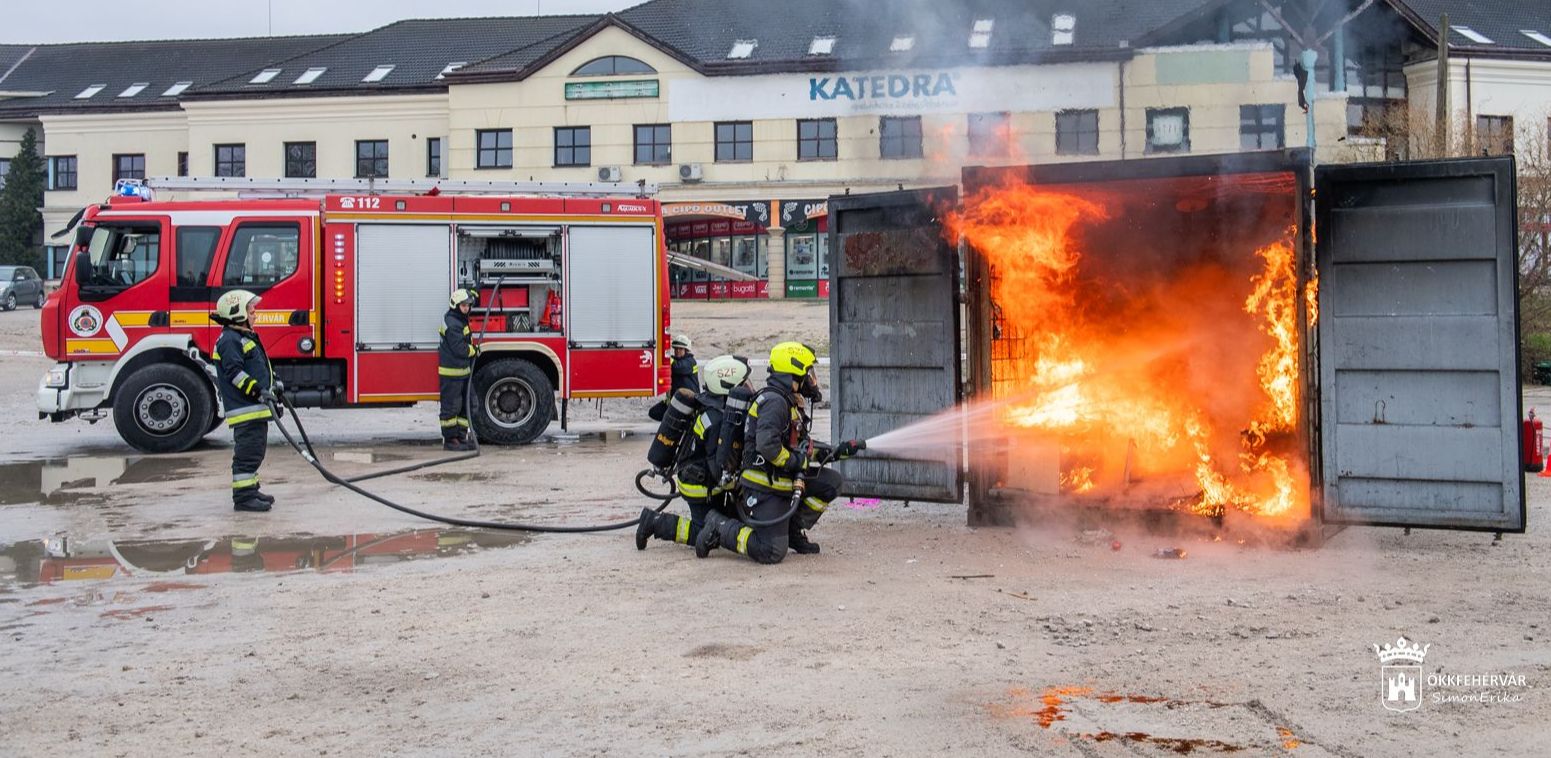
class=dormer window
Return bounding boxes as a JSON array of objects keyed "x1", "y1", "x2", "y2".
[
  {"x1": 161, "y1": 81, "x2": 192, "y2": 97},
  {"x1": 808, "y1": 36, "x2": 836, "y2": 56},
  {"x1": 363, "y1": 65, "x2": 395, "y2": 83},
  {"x1": 294, "y1": 67, "x2": 327, "y2": 84},
  {"x1": 117, "y1": 83, "x2": 149, "y2": 98},
  {"x1": 250, "y1": 69, "x2": 282, "y2": 84},
  {"x1": 438, "y1": 62, "x2": 467, "y2": 79},
  {"x1": 74, "y1": 84, "x2": 106, "y2": 99},
  {"x1": 970, "y1": 19, "x2": 994, "y2": 48},
  {"x1": 1053, "y1": 14, "x2": 1076, "y2": 45},
  {"x1": 1522, "y1": 30, "x2": 1551, "y2": 48},
  {"x1": 728, "y1": 39, "x2": 758, "y2": 59},
  {"x1": 890, "y1": 35, "x2": 915, "y2": 52}
]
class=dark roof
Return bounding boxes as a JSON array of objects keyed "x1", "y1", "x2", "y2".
[
  {"x1": 1393, "y1": 0, "x2": 1551, "y2": 57},
  {"x1": 0, "y1": 45, "x2": 36, "y2": 86},
  {"x1": 613, "y1": 0, "x2": 1215, "y2": 72},
  {"x1": 191, "y1": 15, "x2": 600, "y2": 98},
  {"x1": 0, "y1": 35, "x2": 348, "y2": 117}
]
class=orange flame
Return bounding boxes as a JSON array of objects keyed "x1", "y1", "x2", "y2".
[{"x1": 947, "y1": 178, "x2": 1309, "y2": 521}]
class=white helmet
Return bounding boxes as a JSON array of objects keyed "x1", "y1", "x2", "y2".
[
  {"x1": 450, "y1": 288, "x2": 478, "y2": 308},
  {"x1": 216, "y1": 290, "x2": 260, "y2": 323},
  {"x1": 671, "y1": 334, "x2": 692, "y2": 350},
  {"x1": 702, "y1": 354, "x2": 751, "y2": 396}
]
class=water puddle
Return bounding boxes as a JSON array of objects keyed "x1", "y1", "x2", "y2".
[
  {"x1": 990, "y1": 686, "x2": 1307, "y2": 755},
  {"x1": 0, "y1": 455, "x2": 201, "y2": 507},
  {"x1": 0, "y1": 528, "x2": 530, "y2": 588}
]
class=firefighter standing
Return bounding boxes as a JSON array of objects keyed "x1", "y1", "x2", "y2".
[
  {"x1": 213, "y1": 290, "x2": 279, "y2": 512},
  {"x1": 650, "y1": 334, "x2": 699, "y2": 421},
  {"x1": 694, "y1": 342, "x2": 862, "y2": 563},
  {"x1": 635, "y1": 354, "x2": 752, "y2": 550},
  {"x1": 438, "y1": 288, "x2": 479, "y2": 451}
]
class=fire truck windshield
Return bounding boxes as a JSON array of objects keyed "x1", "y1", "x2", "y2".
[{"x1": 79, "y1": 224, "x2": 161, "y2": 293}]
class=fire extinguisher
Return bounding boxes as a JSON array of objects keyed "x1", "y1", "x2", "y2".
[
  {"x1": 1523, "y1": 409, "x2": 1544, "y2": 473},
  {"x1": 542, "y1": 290, "x2": 563, "y2": 331}
]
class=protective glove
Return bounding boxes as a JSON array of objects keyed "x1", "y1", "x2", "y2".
[
  {"x1": 259, "y1": 388, "x2": 279, "y2": 406},
  {"x1": 241, "y1": 378, "x2": 261, "y2": 402},
  {"x1": 834, "y1": 439, "x2": 866, "y2": 460}
]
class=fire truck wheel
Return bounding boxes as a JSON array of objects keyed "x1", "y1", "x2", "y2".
[
  {"x1": 471, "y1": 357, "x2": 555, "y2": 445},
  {"x1": 112, "y1": 364, "x2": 216, "y2": 454}
]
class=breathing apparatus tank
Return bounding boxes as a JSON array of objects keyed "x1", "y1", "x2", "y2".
[
  {"x1": 711, "y1": 383, "x2": 755, "y2": 480},
  {"x1": 646, "y1": 388, "x2": 702, "y2": 471}
]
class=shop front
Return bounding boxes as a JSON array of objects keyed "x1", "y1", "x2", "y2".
[
  {"x1": 777, "y1": 198, "x2": 830, "y2": 299},
  {"x1": 664, "y1": 200, "x2": 772, "y2": 300}
]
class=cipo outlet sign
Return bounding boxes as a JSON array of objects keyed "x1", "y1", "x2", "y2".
[{"x1": 669, "y1": 64, "x2": 1115, "y2": 121}]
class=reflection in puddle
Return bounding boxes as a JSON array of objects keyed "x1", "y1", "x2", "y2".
[
  {"x1": 0, "y1": 456, "x2": 200, "y2": 506},
  {"x1": 0, "y1": 529, "x2": 530, "y2": 587}
]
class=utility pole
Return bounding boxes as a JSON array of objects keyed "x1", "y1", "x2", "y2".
[{"x1": 1437, "y1": 13, "x2": 1451, "y2": 151}]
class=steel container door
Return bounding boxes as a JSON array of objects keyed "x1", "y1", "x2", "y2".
[
  {"x1": 828, "y1": 187, "x2": 962, "y2": 502},
  {"x1": 1316, "y1": 157, "x2": 1524, "y2": 531}
]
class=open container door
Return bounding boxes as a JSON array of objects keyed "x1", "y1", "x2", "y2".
[
  {"x1": 828, "y1": 187, "x2": 962, "y2": 502},
  {"x1": 1316, "y1": 157, "x2": 1524, "y2": 531}
]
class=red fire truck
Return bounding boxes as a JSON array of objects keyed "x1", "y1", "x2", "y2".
[{"x1": 37, "y1": 177, "x2": 672, "y2": 453}]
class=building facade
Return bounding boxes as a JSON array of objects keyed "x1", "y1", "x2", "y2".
[{"x1": 2, "y1": 0, "x2": 1548, "y2": 295}]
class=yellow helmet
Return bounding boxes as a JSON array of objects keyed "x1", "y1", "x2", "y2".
[
  {"x1": 769, "y1": 341, "x2": 816, "y2": 377},
  {"x1": 216, "y1": 290, "x2": 259, "y2": 323}
]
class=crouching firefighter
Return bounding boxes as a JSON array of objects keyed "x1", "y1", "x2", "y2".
[
  {"x1": 694, "y1": 342, "x2": 863, "y2": 563},
  {"x1": 635, "y1": 355, "x2": 753, "y2": 549},
  {"x1": 213, "y1": 290, "x2": 280, "y2": 512},
  {"x1": 438, "y1": 288, "x2": 479, "y2": 451}
]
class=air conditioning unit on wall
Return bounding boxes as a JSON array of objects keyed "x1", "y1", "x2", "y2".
[
  {"x1": 597, "y1": 166, "x2": 622, "y2": 182},
  {"x1": 678, "y1": 163, "x2": 703, "y2": 182}
]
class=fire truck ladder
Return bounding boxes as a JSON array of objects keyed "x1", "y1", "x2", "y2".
[{"x1": 125, "y1": 176, "x2": 658, "y2": 198}]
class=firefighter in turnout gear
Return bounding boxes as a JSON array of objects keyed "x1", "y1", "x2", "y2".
[
  {"x1": 635, "y1": 355, "x2": 752, "y2": 550},
  {"x1": 213, "y1": 290, "x2": 278, "y2": 512},
  {"x1": 438, "y1": 288, "x2": 479, "y2": 451},
  {"x1": 650, "y1": 334, "x2": 700, "y2": 422},
  {"x1": 693, "y1": 342, "x2": 862, "y2": 563}
]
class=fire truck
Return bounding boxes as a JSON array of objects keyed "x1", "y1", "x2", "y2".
[{"x1": 36, "y1": 177, "x2": 672, "y2": 453}]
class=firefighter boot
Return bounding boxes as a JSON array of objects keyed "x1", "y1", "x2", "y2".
[
  {"x1": 634, "y1": 508, "x2": 686, "y2": 550},
  {"x1": 254, "y1": 490, "x2": 276, "y2": 507},
  {"x1": 788, "y1": 522, "x2": 820, "y2": 555},
  {"x1": 789, "y1": 501, "x2": 824, "y2": 554},
  {"x1": 694, "y1": 510, "x2": 731, "y2": 558}
]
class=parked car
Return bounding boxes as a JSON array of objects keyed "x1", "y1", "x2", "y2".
[{"x1": 0, "y1": 265, "x2": 45, "y2": 310}]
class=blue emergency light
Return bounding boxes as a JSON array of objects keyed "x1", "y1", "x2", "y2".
[{"x1": 113, "y1": 180, "x2": 154, "y2": 201}]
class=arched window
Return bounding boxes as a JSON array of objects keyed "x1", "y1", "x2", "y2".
[{"x1": 571, "y1": 56, "x2": 657, "y2": 77}]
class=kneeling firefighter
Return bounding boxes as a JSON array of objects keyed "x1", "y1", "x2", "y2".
[
  {"x1": 635, "y1": 354, "x2": 753, "y2": 549},
  {"x1": 213, "y1": 290, "x2": 281, "y2": 512},
  {"x1": 694, "y1": 342, "x2": 863, "y2": 563},
  {"x1": 438, "y1": 288, "x2": 479, "y2": 451}
]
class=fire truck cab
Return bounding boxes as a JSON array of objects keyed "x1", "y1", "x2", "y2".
[{"x1": 37, "y1": 177, "x2": 671, "y2": 453}]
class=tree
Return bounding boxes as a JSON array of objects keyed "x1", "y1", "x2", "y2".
[{"x1": 0, "y1": 127, "x2": 45, "y2": 268}]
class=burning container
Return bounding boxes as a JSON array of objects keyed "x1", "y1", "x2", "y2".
[{"x1": 828, "y1": 149, "x2": 1525, "y2": 535}]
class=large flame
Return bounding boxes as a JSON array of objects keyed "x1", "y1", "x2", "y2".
[{"x1": 948, "y1": 179, "x2": 1310, "y2": 521}]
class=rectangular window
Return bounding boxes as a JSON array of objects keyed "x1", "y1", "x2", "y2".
[
  {"x1": 1239, "y1": 104, "x2": 1286, "y2": 150},
  {"x1": 113, "y1": 154, "x2": 146, "y2": 182},
  {"x1": 174, "y1": 226, "x2": 221, "y2": 290},
  {"x1": 177, "y1": 152, "x2": 188, "y2": 177},
  {"x1": 49, "y1": 156, "x2": 78, "y2": 191},
  {"x1": 797, "y1": 118, "x2": 837, "y2": 161},
  {"x1": 214, "y1": 144, "x2": 246, "y2": 177},
  {"x1": 426, "y1": 137, "x2": 442, "y2": 177},
  {"x1": 633, "y1": 124, "x2": 672, "y2": 165},
  {"x1": 355, "y1": 139, "x2": 389, "y2": 178},
  {"x1": 1055, "y1": 109, "x2": 1100, "y2": 155},
  {"x1": 554, "y1": 127, "x2": 591, "y2": 167},
  {"x1": 879, "y1": 116, "x2": 923, "y2": 160},
  {"x1": 1476, "y1": 115, "x2": 1514, "y2": 155},
  {"x1": 968, "y1": 112, "x2": 1011, "y2": 157},
  {"x1": 1145, "y1": 108, "x2": 1190, "y2": 154},
  {"x1": 715, "y1": 121, "x2": 753, "y2": 162},
  {"x1": 222, "y1": 223, "x2": 301, "y2": 289},
  {"x1": 477, "y1": 129, "x2": 513, "y2": 169},
  {"x1": 0, "y1": 158, "x2": 8, "y2": 190},
  {"x1": 284, "y1": 142, "x2": 317, "y2": 178}
]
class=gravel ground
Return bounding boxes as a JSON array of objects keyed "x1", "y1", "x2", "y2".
[{"x1": 1, "y1": 301, "x2": 1548, "y2": 757}]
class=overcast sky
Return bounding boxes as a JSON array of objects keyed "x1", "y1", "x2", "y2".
[{"x1": 3, "y1": 0, "x2": 642, "y2": 44}]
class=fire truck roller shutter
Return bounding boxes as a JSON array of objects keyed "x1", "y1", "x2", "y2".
[
  {"x1": 355, "y1": 224, "x2": 453, "y2": 350},
  {"x1": 565, "y1": 225, "x2": 657, "y2": 348}
]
